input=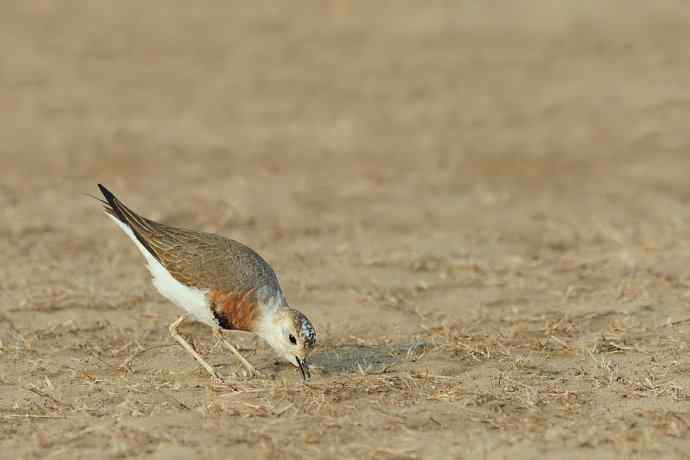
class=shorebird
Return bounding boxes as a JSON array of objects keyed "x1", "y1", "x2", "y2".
[{"x1": 95, "y1": 184, "x2": 316, "y2": 382}]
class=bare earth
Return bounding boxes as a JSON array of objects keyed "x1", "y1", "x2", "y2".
[{"x1": 2, "y1": 2, "x2": 690, "y2": 459}]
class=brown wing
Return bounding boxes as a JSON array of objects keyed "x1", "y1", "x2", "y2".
[{"x1": 97, "y1": 184, "x2": 283, "y2": 295}]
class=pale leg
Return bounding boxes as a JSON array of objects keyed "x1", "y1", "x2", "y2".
[
  {"x1": 169, "y1": 316, "x2": 223, "y2": 382},
  {"x1": 212, "y1": 328, "x2": 259, "y2": 377}
]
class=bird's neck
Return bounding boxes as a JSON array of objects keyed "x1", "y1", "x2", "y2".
[{"x1": 254, "y1": 304, "x2": 291, "y2": 347}]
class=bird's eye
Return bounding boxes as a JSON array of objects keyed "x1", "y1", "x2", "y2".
[{"x1": 288, "y1": 334, "x2": 297, "y2": 345}]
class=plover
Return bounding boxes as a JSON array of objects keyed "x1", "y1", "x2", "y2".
[{"x1": 96, "y1": 184, "x2": 316, "y2": 382}]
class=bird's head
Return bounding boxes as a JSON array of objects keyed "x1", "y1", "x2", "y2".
[{"x1": 257, "y1": 307, "x2": 316, "y2": 381}]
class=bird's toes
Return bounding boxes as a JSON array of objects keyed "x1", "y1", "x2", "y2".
[
  {"x1": 211, "y1": 371, "x2": 226, "y2": 384},
  {"x1": 237, "y1": 367, "x2": 262, "y2": 379}
]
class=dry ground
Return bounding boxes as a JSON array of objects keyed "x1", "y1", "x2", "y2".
[{"x1": 2, "y1": 1, "x2": 690, "y2": 459}]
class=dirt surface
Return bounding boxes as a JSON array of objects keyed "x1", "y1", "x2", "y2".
[{"x1": 2, "y1": 1, "x2": 690, "y2": 459}]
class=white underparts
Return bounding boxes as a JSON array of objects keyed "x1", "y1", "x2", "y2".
[{"x1": 108, "y1": 215, "x2": 218, "y2": 327}]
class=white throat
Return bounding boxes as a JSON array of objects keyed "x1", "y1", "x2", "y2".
[{"x1": 254, "y1": 300, "x2": 294, "y2": 364}]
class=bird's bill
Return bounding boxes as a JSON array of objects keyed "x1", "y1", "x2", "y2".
[{"x1": 296, "y1": 356, "x2": 311, "y2": 382}]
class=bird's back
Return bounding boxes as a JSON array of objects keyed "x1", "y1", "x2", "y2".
[
  {"x1": 142, "y1": 221, "x2": 282, "y2": 296},
  {"x1": 97, "y1": 184, "x2": 283, "y2": 300}
]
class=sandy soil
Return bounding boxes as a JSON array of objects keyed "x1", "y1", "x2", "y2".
[{"x1": 2, "y1": 1, "x2": 690, "y2": 459}]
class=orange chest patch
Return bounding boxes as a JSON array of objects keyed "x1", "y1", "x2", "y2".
[{"x1": 209, "y1": 289, "x2": 259, "y2": 332}]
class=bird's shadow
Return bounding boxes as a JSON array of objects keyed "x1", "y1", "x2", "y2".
[{"x1": 308, "y1": 340, "x2": 428, "y2": 376}]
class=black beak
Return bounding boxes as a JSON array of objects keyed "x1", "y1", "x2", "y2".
[{"x1": 296, "y1": 357, "x2": 311, "y2": 382}]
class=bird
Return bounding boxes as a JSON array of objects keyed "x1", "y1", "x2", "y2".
[{"x1": 95, "y1": 184, "x2": 316, "y2": 382}]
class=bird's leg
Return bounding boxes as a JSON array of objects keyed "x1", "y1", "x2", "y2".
[
  {"x1": 168, "y1": 316, "x2": 224, "y2": 382},
  {"x1": 212, "y1": 328, "x2": 259, "y2": 377}
]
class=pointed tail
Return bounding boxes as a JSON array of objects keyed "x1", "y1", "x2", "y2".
[{"x1": 96, "y1": 184, "x2": 161, "y2": 261}]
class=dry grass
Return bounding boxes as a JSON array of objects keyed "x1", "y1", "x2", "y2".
[{"x1": 3, "y1": 1, "x2": 690, "y2": 459}]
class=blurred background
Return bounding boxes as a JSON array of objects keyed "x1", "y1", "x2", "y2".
[
  {"x1": 4, "y1": 1, "x2": 690, "y2": 187},
  {"x1": 2, "y1": 1, "x2": 690, "y2": 458}
]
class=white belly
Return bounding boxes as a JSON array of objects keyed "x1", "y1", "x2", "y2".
[{"x1": 109, "y1": 215, "x2": 219, "y2": 327}]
